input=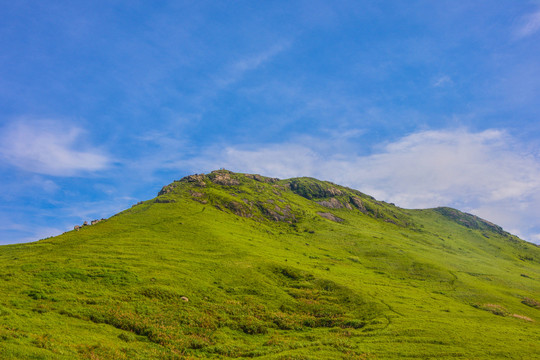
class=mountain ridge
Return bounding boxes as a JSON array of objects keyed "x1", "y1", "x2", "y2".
[
  {"x1": 0, "y1": 169, "x2": 538, "y2": 359},
  {"x1": 155, "y1": 169, "x2": 514, "y2": 238}
]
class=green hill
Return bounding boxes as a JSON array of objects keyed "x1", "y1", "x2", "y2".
[{"x1": 0, "y1": 170, "x2": 539, "y2": 359}]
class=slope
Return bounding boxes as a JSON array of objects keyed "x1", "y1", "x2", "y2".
[{"x1": 0, "y1": 170, "x2": 538, "y2": 359}]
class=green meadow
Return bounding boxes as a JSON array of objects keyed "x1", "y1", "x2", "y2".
[{"x1": 0, "y1": 170, "x2": 538, "y2": 359}]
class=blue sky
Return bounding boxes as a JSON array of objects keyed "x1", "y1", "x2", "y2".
[{"x1": 2, "y1": 1, "x2": 540, "y2": 244}]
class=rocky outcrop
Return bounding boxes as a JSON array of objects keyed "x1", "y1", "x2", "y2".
[
  {"x1": 158, "y1": 183, "x2": 180, "y2": 195},
  {"x1": 183, "y1": 174, "x2": 207, "y2": 187},
  {"x1": 158, "y1": 174, "x2": 207, "y2": 196},
  {"x1": 289, "y1": 180, "x2": 344, "y2": 199},
  {"x1": 245, "y1": 174, "x2": 279, "y2": 183},
  {"x1": 350, "y1": 197, "x2": 367, "y2": 213},
  {"x1": 257, "y1": 203, "x2": 295, "y2": 223},
  {"x1": 74, "y1": 218, "x2": 104, "y2": 231},
  {"x1": 225, "y1": 201, "x2": 252, "y2": 217},
  {"x1": 326, "y1": 187, "x2": 343, "y2": 196},
  {"x1": 317, "y1": 212, "x2": 344, "y2": 223},
  {"x1": 317, "y1": 197, "x2": 344, "y2": 209},
  {"x1": 190, "y1": 191, "x2": 207, "y2": 203},
  {"x1": 214, "y1": 197, "x2": 297, "y2": 223},
  {"x1": 209, "y1": 170, "x2": 240, "y2": 186}
]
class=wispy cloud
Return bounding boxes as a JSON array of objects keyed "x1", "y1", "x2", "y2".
[
  {"x1": 183, "y1": 128, "x2": 540, "y2": 243},
  {"x1": 215, "y1": 41, "x2": 291, "y2": 88},
  {"x1": 515, "y1": 9, "x2": 540, "y2": 38},
  {"x1": 0, "y1": 119, "x2": 110, "y2": 176},
  {"x1": 433, "y1": 75, "x2": 453, "y2": 87}
]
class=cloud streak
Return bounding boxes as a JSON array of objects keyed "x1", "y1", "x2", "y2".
[
  {"x1": 0, "y1": 120, "x2": 110, "y2": 176},
  {"x1": 215, "y1": 41, "x2": 291, "y2": 88},
  {"x1": 183, "y1": 128, "x2": 540, "y2": 243},
  {"x1": 516, "y1": 9, "x2": 540, "y2": 38},
  {"x1": 433, "y1": 75, "x2": 453, "y2": 87}
]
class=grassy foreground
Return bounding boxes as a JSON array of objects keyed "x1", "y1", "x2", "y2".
[{"x1": 0, "y1": 170, "x2": 538, "y2": 359}]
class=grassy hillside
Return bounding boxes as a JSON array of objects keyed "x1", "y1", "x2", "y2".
[{"x1": 0, "y1": 170, "x2": 538, "y2": 359}]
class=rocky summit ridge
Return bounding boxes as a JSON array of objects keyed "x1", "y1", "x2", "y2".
[{"x1": 155, "y1": 169, "x2": 510, "y2": 237}]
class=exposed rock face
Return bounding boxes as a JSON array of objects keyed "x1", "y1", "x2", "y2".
[
  {"x1": 326, "y1": 187, "x2": 343, "y2": 196},
  {"x1": 257, "y1": 203, "x2": 295, "y2": 222},
  {"x1": 159, "y1": 174, "x2": 207, "y2": 195},
  {"x1": 226, "y1": 201, "x2": 252, "y2": 217},
  {"x1": 209, "y1": 170, "x2": 240, "y2": 186},
  {"x1": 350, "y1": 197, "x2": 367, "y2": 213},
  {"x1": 219, "y1": 198, "x2": 296, "y2": 223},
  {"x1": 317, "y1": 197, "x2": 344, "y2": 209},
  {"x1": 245, "y1": 174, "x2": 279, "y2": 183},
  {"x1": 158, "y1": 183, "x2": 179, "y2": 195},
  {"x1": 288, "y1": 180, "x2": 344, "y2": 199},
  {"x1": 183, "y1": 174, "x2": 207, "y2": 187},
  {"x1": 317, "y1": 212, "x2": 344, "y2": 223}
]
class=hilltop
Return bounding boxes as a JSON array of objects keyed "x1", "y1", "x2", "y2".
[{"x1": 0, "y1": 170, "x2": 538, "y2": 359}]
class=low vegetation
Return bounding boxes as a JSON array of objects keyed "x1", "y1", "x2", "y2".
[{"x1": 0, "y1": 170, "x2": 538, "y2": 359}]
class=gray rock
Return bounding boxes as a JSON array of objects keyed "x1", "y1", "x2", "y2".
[{"x1": 317, "y1": 212, "x2": 344, "y2": 222}]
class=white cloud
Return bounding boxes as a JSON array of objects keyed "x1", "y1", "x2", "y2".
[
  {"x1": 0, "y1": 119, "x2": 110, "y2": 176},
  {"x1": 185, "y1": 128, "x2": 540, "y2": 244},
  {"x1": 516, "y1": 10, "x2": 540, "y2": 38},
  {"x1": 216, "y1": 41, "x2": 291, "y2": 88},
  {"x1": 433, "y1": 75, "x2": 453, "y2": 87},
  {"x1": 234, "y1": 44, "x2": 288, "y2": 73}
]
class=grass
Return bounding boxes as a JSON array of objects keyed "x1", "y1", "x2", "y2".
[{"x1": 0, "y1": 169, "x2": 538, "y2": 359}]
